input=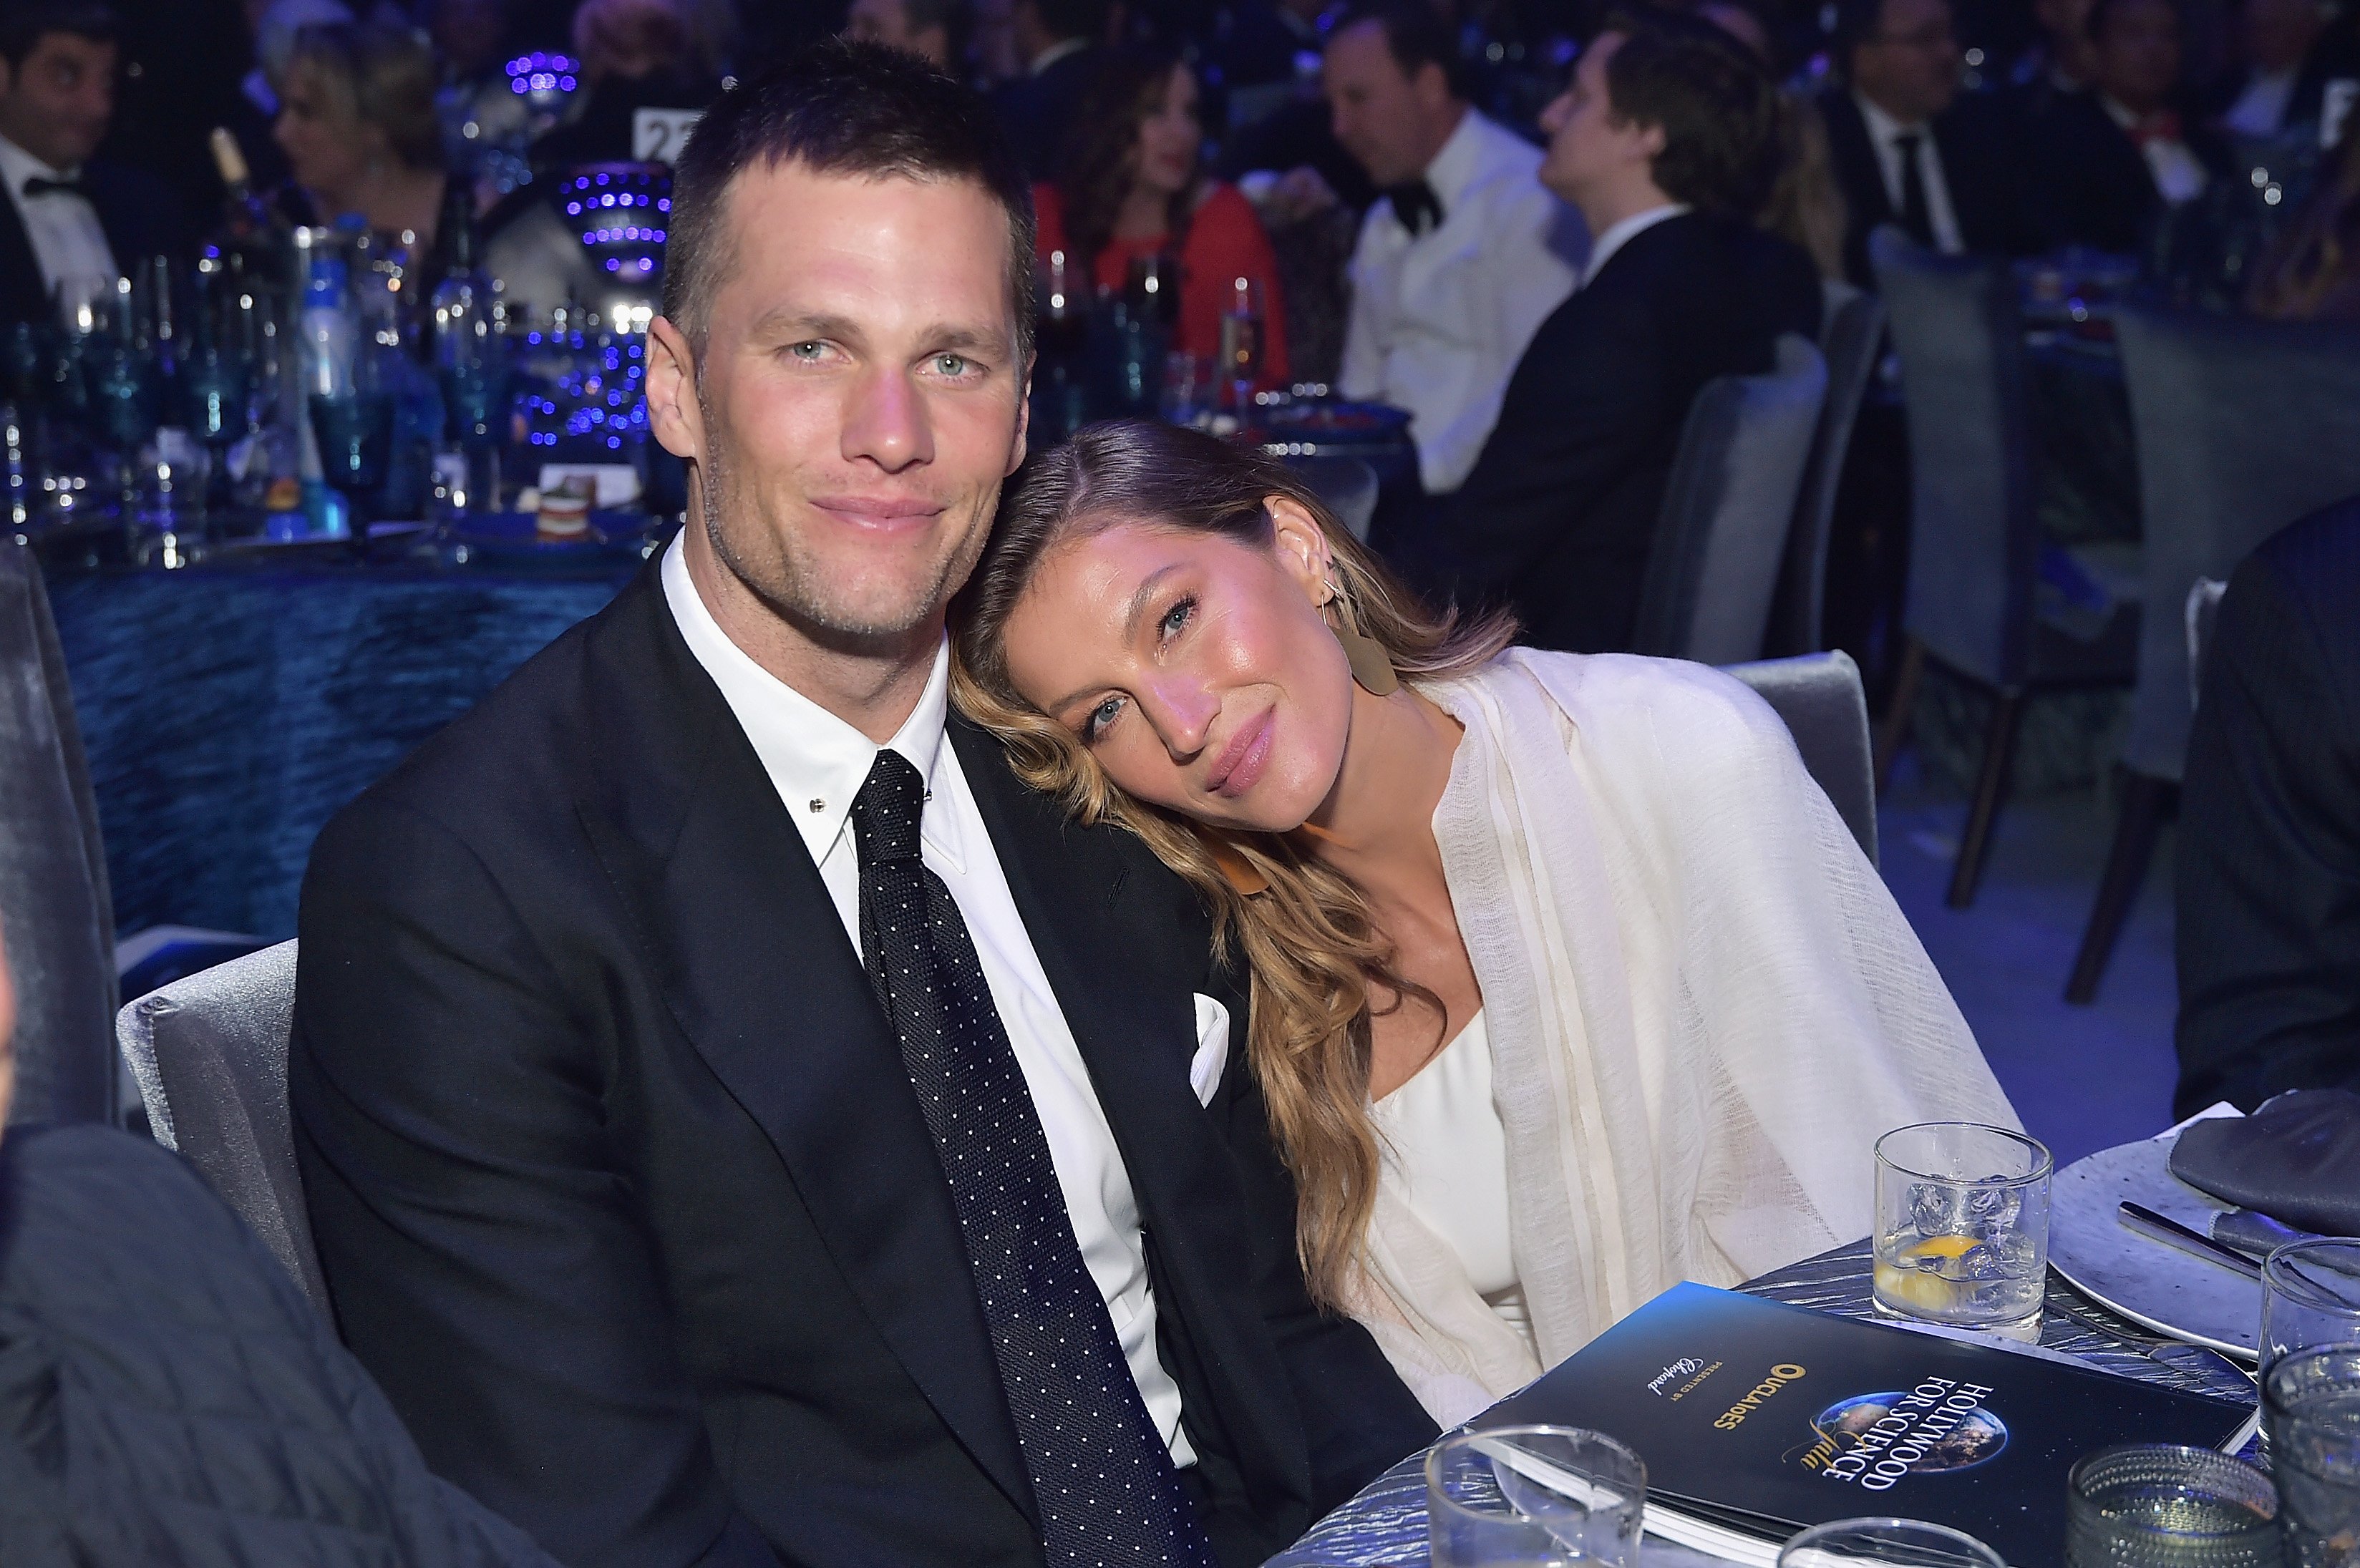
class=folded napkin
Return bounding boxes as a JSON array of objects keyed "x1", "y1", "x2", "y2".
[
  {"x1": 2211, "y1": 1207, "x2": 2323, "y2": 1259},
  {"x1": 2170, "y1": 1089, "x2": 2360, "y2": 1237}
]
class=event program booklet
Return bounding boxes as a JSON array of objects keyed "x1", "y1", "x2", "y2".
[{"x1": 1479, "y1": 1282, "x2": 2256, "y2": 1567}]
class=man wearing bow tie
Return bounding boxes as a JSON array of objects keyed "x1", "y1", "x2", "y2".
[
  {"x1": 1326, "y1": 0, "x2": 1585, "y2": 498},
  {"x1": 0, "y1": 2, "x2": 181, "y2": 328}
]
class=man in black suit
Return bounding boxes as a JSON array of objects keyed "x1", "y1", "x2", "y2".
[
  {"x1": 1387, "y1": 11, "x2": 1821, "y2": 653},
  {"x1": 2174, "y1": 497, "x2": 2360, "y2": 1121},
  {"x1": 291, "y1": 42, "x2": 1433, "y2": 1568},
  {"x1": 986, "y1": 0, "x2": 1105, "y2": 178},
  {"x1": 2024, "y1": 0, "x2": 2232, "y2": 253},
  {"x1": 0, "y1": 1, "x2": 182, "y2": 327},
  {"x1": 1818, "y1": 0, "x2": 2037, "y2": 286}
]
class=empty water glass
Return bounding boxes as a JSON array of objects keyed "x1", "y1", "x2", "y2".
[
  {"x1": 2064, "y1": 1445, "x2": 2280, "y2": 1568},
  {"x1": 1873, "y1": 1123, "x2": 2053, "y2": 1333},
  {"x1": 2263, "y1": 1240, "x2": 2360, "y2": 1370},
  {"x1": 1427, "y1": 1426, "x2": 1646, "y2": 1568},
  {"x1": 2263, "y1": 1345, "x2": 2360, "y2": 1568},
  {"x1": 1779, "y1": 1517, "x2": 2006, "y2": 1568}
]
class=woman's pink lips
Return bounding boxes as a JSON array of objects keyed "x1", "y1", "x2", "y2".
[{"x1": 1205, "y1": 708, "x2": 1275, "y2": 798}]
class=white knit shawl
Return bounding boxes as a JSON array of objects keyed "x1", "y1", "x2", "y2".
[{"x1": 1342, "y1": 649, "x2": 2021, "y2": 1426}]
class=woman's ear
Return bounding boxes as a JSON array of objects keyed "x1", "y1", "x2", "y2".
[{"x1": 1266, "y1": 496, "x2": 1335, "y2": 605}]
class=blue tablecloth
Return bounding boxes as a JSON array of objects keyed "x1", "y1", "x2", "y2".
[
  {"x1": 47, "y1": 553, "x2": 646, "y2": 940},
  {"x1": 1269, "y1": 1240, "x2": 2258, "y2": 1568}
]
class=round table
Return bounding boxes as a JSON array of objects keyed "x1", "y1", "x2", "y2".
[
  {"x1": 1266, "y1": 1239, "x2": 2257, "y2": 1567},
  {"x1": 45, "y1": 542, "x2": 650, "y2": 940}
]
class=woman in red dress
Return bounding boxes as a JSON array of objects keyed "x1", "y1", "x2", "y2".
[{"x1": 1035, "y1": 49, "x2": 1292, "y2": 388}]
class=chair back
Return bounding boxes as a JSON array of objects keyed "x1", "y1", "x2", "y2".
[
  {"x1": 2114, "y1": 306, "x2": 2360, "y2": 781},
  {"x1": 1722, "y1": 651, "x2": 1880, "y2": 866},
  {"x1": 117, "y1": 938, "x2": 328, "y2": 1313},
  {"x1": 1768, "y1": 280, "x2": 1887, "y2": 655},
  {"x1": 1295, "y1": 454, "x2": 1381, "y2": 543},
  {"x1": 1870, "y1": 227, "x2": 2040, "y2": 687},
  {"x1": 1633, "y1": 334, "x2": 1829, "y2": 664},
  {"x1": 0, "y1": 538, "x2": 117, "y2": 1126},
  {"x1": 2185, "y1": 577, "x2": 2227, "y2": 712}
]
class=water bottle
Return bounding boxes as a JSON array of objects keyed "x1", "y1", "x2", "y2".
[{"x1": 301, "y1": 247, "x2": 356, "y2": 401}]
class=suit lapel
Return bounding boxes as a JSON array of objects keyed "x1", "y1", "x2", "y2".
[
  {"x1": 0, "y1": 198, "x2": 47, "y2": 328},
  {"x1": 571, "y1": 580, "x2": 1034, "y2": 1521},
  {"x1": 949, "y1": 719, "x2": 1313, "y2": 1524}
]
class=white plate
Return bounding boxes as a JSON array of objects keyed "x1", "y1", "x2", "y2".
[{"x1": 2049, "y1": 1132, "x2": 2262, "y2": 1361}]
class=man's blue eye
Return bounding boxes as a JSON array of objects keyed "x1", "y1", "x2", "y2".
[{"x1": 935, "y1": 354, "x2": 970, "y2": 376}]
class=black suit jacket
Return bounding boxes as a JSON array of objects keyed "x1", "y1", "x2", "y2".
[
  {"x1": 1818, "y1": 87, "x2": 2037, "y2": 287},
  {"x1": 0, "y1": 157, "x2": 185, "y2": 328},
  {"x1": 989, "y1": 46, "x2": 1104, "y2": 182},
  {"x1": 289, "y1": 565, "x2": 1434, "y2": 1568},
  {"x1": 2021, "y1": 89, "x2": 2233, "y2": 255},
  {"x1": 1387, "y1": 210, "x2": 1822, "y2": 653},
  {"x1": 2173, "y1": 498, "x2": 2360, "y2": 1120}
]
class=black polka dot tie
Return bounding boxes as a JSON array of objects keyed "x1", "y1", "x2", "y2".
[{"x1": 850, "y1": 751, "x2": 1216, "y2": 1568}]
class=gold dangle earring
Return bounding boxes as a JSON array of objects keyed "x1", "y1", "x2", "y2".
[{"x1": 1324, "y1": 575, "x2": 1399, "y2": 696}]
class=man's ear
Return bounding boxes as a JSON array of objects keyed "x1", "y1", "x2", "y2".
[
  {"x1": 644, "y1": 314, "x2": 704, "y2": 463},
  {"x1": 1413, "y1": 59, "x2": 1454, "y2": 112}
]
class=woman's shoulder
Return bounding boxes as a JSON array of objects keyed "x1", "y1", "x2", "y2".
[{"x1": 1187, "y1": 182, "x2": 1273, "y2": 248}]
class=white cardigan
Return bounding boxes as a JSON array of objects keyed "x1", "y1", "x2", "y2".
[{"x1": 1341, "y1": 650, "x2": 2019, "y2": 1426}]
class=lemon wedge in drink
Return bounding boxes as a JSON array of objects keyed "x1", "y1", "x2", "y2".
[{"x1": 1874, "y1": 1234, "x2": 1982, "y2": 1315}]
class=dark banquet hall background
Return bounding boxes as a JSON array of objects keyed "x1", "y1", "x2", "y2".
[{"x1": 0, "y1": 0, "x2": 2357, "y2": 1559}]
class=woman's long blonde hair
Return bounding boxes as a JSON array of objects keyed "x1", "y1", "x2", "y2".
[{"x1": 953, "y1": 421, "x2": 1514, "y2": 1308}]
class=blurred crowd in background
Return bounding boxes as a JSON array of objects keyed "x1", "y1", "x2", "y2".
[{"x1": 2, "y1": 0, "x2": 2351, "y2": 351}]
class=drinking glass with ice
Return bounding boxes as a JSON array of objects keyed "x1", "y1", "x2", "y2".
[{"x1": 1872, "y1": 1123, "x2": 2053, "y2": 1335}]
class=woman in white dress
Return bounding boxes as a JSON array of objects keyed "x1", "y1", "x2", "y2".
[{"x1": 951, "y1": 421, "x2": 2019, "y2": 1425}]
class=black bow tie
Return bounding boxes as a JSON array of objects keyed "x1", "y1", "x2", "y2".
[
  {"x1": 1385, "y1": 177, "x2": 1442, "y2": 237},
  {"x1": 22, "y1": 175, "x2": 89, "y2": 200}
]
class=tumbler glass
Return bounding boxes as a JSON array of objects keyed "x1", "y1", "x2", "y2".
[
  {"x1": 1779, "y1": 1517, "x2": 2006, "y2": 1568},
  {"x1": 2262, "y1": 1240, "x2": 2360, "y2": 1371},
  {"x1": 1427, "y1": 1426, "x2": 1646, "y2": 1568},
  {"x1": 2063, "y1": 1445, "x2": 2280, "y2": 1568},
  {"x1": 1873, "y1": 1123, "x2": 2053, "y2": 1332},
  {"x1": 2263, "y1": 1345, "x2": 2360, "y2": 1568}
]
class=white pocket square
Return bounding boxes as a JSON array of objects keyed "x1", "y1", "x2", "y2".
[{"x1": 1189, "y1": 993, "x2": 1231, "y2": 1107}]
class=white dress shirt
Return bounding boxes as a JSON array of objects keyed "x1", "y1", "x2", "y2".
[
  {"x1": 0, "y1": 132, "x2": 116, "y2": 323},
  {"x1": 2103, "y1": 95, "x2": 2210, "y2": 206},
  {"x1": 659, "y1": 535, "x2": 1197, "y2": 1466},
  {"x1": 1339, "y1": 108, "x2": 1585, "y2": 495},
  {"x1": 1855, "y1": 94, "x2": 1966, "y2": 254},
  {"x1": 1580, "y1": 202, "x2": 1691, "y2": 288}
]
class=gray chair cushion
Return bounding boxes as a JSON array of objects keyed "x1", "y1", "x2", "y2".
[
  {"x1": 0, "y1": 538, "x2": 116, "y2": 1126},
  {"x1": 116, "y1": 938, "x2": 325, "y2": 1313},
  {"x1": 1635, "y1": 334, "x2": 1830, "y2": 665},
  {"x1": 1722, "y1": 650, "x2": 1880, "y2": 867},
  {"x1": 1770, "y1": 281, "x2": 1887, "y2": 656},
  {"x1": 2114, "y1": 305, "x2": 2360, "y2": 781}
]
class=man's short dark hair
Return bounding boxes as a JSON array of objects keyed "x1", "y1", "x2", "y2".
[
  {"x1": 1599, "y1": 9, "x2": 1784, "y2": 217},
  {"x1": 1026, "y1": 0, "x2": 1108, "y2": 46},
  {"x1": 1828, "y1": 0, "x2": 1893, "y2": 76},
  {"x1": 0, "y1": 1, "x2": 118, "y2": 71},
  {"x1": 661, "y1": 38, "x2": 1036, "y2": 362},
  {"x1": 1331, "y1": 0, "x2": 1467, "y2": 99},
  {"x1": 2084, "y1": 0, "x2": 2177, "y2": 43}
]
